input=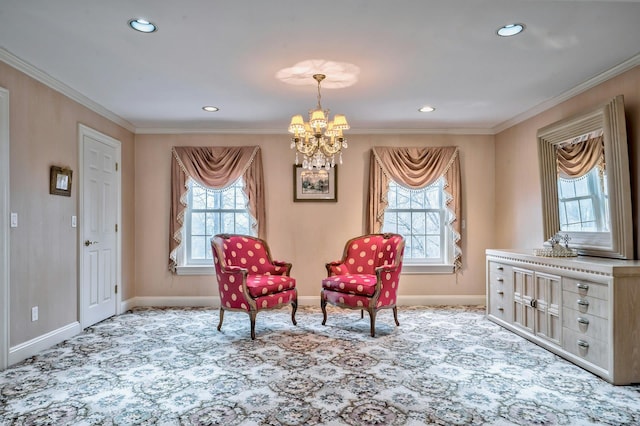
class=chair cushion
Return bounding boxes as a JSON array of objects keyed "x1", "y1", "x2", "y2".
[
  {"x1": 321, "y1": 274, "x2": 377, "y2": 296},
  {"x1": 246, "y1": 275, "x2": 296, "y2": 298}
]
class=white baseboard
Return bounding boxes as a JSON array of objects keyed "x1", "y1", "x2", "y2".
[
  {"x1": 397, "y1": 295, "x2": 485, "y2": 306},
  {"x1": 9, "y1": 321, "x2": 81, "y2": 366},
  {"x1": 123, "y1": 295, "x2": 485, "y2": 310}
]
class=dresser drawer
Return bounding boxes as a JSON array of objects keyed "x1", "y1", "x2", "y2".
[
  {"x1": 563, "y1": 328, "x2": 608, "y2": 370},
  {"x1": 489, "y1": 262, "x2": 508, "y2": 275},
  {"x1": 562, "y1": 307, "x2": 608, "y2": 342},
  {"x1": 488, "y1": 299, "x2": 507, "y2": 319},
  {"x1": 489, "y1": 271, "x2": 507, "y2": 287},
  {"x1": 562, "y1": 277, "x2": 608, "y2": 300},
  {"x1": 562, "y1": 290, "x2": 608, "y2": 319}
]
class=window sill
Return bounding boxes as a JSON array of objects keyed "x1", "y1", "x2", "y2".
[
  {"x1": 401, "y1": 264, "x2": 455, "y2": 274},
  {"x1": 175, "y1": 265, "x2": 215, "y2": 276}
]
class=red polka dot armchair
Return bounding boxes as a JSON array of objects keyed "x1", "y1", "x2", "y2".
[
  {"x1": 211, "y1": 234, "x2": 298, "y2": 339},
  {"x1": 321, "y1": 233, "x2": 405, "y2": 337}
]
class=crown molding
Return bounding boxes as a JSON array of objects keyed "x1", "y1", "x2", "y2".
[
  {"x1": 135, "y1": 127, "x2": 495, "y2": 135},
  {"x1": 492, "y1": 53, "x2": 640, "y2": 134},
  {"x1": 0, "y1": 48, "x2": 136, "y2": 133}
]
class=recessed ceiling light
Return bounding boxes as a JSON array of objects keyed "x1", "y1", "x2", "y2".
[
  {"x1": 419, "y1": 106, "x2": 435, "y2": 113},
  {"x1": 202, "y1": 106, "x2": 219, "y2": 112},
  {"x1": 128, "y1": 18, "x2": 157, "y2": 33},
  {"x1": 497, "y1": 23, "x2": 525, "y2": 37}
]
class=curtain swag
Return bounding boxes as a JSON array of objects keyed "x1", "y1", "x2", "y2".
[
  {"x1": 169, "y1": 146, "x2": 265, "y2": 272},
  {"x1": 556, "y1": 135, "x2": 604, "y2": 179},
  {"x1": 367, "y1": 146, "x2": 462, "y2": 271}
]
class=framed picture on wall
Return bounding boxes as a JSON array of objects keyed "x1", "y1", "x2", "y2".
[
  {"x1": 293, "y1": 165, "x2": 337, "y2": 202},
  {"x1": 50, "y1": 166, "x2": 72, "y2": 196}
]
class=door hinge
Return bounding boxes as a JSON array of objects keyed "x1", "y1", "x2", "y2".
[
  {"x1": 115, "y1": 285, "x2": 118, "y2": 294},
  {"x1": 115, "y1": 224, "x2": 118, "y2": 232},
  {"x1": 115, "y1": 162, "x2": 119, "y2": 171}
]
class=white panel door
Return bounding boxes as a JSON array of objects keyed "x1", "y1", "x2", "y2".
[{"x1": 81, "y1": 129, "x2": 118, "y2": 327}]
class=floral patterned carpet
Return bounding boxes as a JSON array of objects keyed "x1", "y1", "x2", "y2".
[{"x1": 1, "y1": 305, "x2": 639, "y2": 425}]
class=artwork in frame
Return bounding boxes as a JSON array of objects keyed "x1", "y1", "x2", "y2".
[
  {"x1": 293, "y1": 165, "x2": 337, "y2": 202},
  {"x1": 50, "y1": 166, "x2": 73, "y2": 197}
]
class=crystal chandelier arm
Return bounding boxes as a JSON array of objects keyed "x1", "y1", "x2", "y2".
[{"x1": 289, "y1": 73, "x2": 348, "y2": 169}]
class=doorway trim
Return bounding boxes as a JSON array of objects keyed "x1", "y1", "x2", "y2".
[
  {"x1": 78, "y1": 124, "x2": 122, "y2": 328},
  {"x1": 0, "y1": 87, "x2": 9, "y2": 370}
]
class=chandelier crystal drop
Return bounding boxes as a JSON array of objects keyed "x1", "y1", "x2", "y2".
[{"x1": 288, "y1": 74, "x2": 349, "y2": 169}]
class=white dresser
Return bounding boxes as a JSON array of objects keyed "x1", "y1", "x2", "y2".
[{"x1": 486, "y1": 249, "x2": 640, "y2": 385}]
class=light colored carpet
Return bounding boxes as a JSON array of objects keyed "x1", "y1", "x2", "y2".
[{"x1": 1, "y1": 305, "x2": 639, "y2": 425}]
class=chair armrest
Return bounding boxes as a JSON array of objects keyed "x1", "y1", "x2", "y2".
[
  {"x1": 375, "y1": 263, "x2": 401, "y2": 274},
  {"x1": 272, "y1": 260, "x2": 293, "y2": 275},
  {"x1": 326, "y1": 261, "x2": 347, "y2": 276},
  {"x1": 221, "y1": 265, "x2": 248, "y2": 276}
]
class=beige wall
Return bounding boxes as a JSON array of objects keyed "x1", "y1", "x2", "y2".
[
  {"x1": 134, "y1": 133, "x2": 495, "y2": 301},
  {"x1": 0, "y1": 62, "x2": 136, "y2": 346},
  {"x1": 494, "y1": 65, "x2": 640, "y2": 257}
]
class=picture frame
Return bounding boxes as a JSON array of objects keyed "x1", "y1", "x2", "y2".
[
  {"x1": 293, "y1": 165, "x2": 338, "y2": 202},
  {"x1": 50, "y1": 166, "x2": 72, "y2": 197}
]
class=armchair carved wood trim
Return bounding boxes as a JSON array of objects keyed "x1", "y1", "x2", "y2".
[
  {"x1": 211, "y1": 234, "x2": 298, "y2": 339},
  {"x1": 321, "y1": 233, "x2": 405, "y2": 336}
]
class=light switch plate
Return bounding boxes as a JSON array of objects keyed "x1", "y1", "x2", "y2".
[
  {"x1": 71, "y1": 216, "x2": 77, "y2": 228},
  {"x1": 10, "y1": 212, "x2": 17, "y2": 228}
]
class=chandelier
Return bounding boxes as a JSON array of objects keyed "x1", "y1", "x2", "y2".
[{"x1": 288, "y1": 74, "x2": 349, "y2": 169}]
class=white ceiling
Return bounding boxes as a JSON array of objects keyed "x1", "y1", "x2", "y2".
[{"x1": 1, "y1": 0, "x2": 639, "y2": 134}]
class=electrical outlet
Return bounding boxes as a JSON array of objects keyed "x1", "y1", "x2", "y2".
[{"x1": 31, "y1": 306, "x2": 38, "y2": 322}]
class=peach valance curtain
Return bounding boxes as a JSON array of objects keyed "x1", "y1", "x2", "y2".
[
  {"x1": 556, "y1": 135, "x2": 604, "y2": 179},
  {"x1": 367, "y1": 146, "x2": 462, "y2": 271},
  {"x1": 169, "y1": 146, "x2": 265, "y2": 272}
]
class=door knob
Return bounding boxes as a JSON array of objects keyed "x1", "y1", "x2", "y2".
[{"x1": 84, "y1": 240, "x2": 98, "y2": 246}]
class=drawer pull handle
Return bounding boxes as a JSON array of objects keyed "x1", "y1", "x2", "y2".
[
  {"x1": 577, "y1": 340, "x2": 589, "y2": 349},
  {"x1": 577, "y1": 317, "x2": 590, "y2": 325},
  {"x1": 577, "y1": 299, "x2": 590, "y2": 307},
  {"x1": 576, "y1": 283, "x2": 589, "y2": 291},
  {"x1": 498, "y1": 307, "x2": 504, "y2": 311},
  {"x1": 497, "y1": 266, "x2": 504, "y2": 271},
  {"x1": 497, "y1": 290, "x2": 504, "y2": 295},
  {"x1": 496, "y1": 278, "x2": 504, "y2": 282}
]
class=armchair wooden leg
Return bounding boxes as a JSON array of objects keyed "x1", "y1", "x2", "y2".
[
  {"x1": 393, "y1": 306, "x2": 400, "y2": 326},
  {"x1": 360, "y1": 309, "x2": 364, "y2": 319},
  {"x1": 291, "y1": 299, "x2": 298, "y2": 326},
  {"x1": 320, "y1": 293, "x2": 328, "y2": 325},
  {"x1": 368, "y1": 308, "x2": 377, "y2": 337},
  {"x1": 217, "y1": 308, "x2": 224, "y2": 332},
  {"x1": 249, "y1": 311, "x2": 257, "y2": 340}
]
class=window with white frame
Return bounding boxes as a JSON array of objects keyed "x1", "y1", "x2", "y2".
[
  {"x1": 382, "y1": 177, "x2": 453, "y2": 268},
  {"x1": 183, "y1": 178, "x2": 255, "y2": 266},
  {"x1": 557, "y1": 167, "x2": 609, "y2": 232}
]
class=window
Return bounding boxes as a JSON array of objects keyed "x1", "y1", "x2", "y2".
[
  {"x1": 558, "y1": 167, "x2": 609, "y2": 232},
  {"x1": 382, "y1": 178, "x2": 454, "y2": 271},
  {"x1": 179, "y1": 178, "x2": 254, "y2": 271},
  {"x1": 369, "y1": 146, "x2": 461, "y2": 272}
]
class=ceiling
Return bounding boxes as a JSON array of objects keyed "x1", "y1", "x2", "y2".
[{"x1": 1, "y1": 0, "x2": 639, "y2": 134}]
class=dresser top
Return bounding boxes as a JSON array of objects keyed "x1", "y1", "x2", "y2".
[{"x1": 486, "y1": 248, "x2": 640, "y2": 276}]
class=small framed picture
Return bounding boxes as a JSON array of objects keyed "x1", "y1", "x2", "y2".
[
  {"x1": 293, "y1": 165, "x2": 337, "y2": 202},
  {"x1": 50, "y1": 166, "x2": 72, "y2": 197}
]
